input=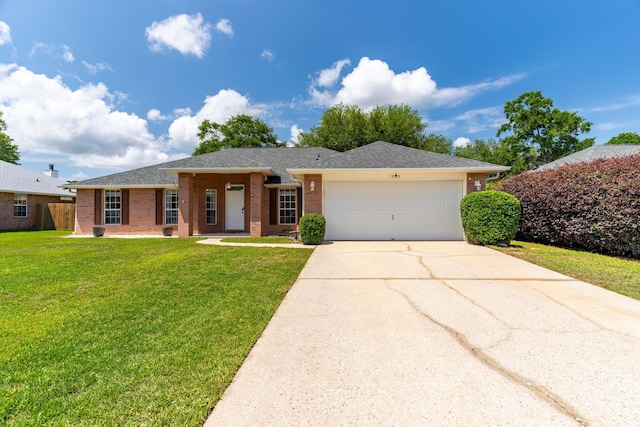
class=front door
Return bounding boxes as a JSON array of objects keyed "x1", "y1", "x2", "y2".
[{"x1": 225, "y1": 185, "x2": 245, "y2": 230}]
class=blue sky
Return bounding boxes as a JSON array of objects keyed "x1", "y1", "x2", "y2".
[{"x1": 1, "y1": 0, "x2": 639, "y2": 180}]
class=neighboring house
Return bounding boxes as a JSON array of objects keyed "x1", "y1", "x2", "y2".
[
  {"x1": 536, "y1": 144, "x2": 640, "y2": 171},
  {"x1": 65, "y1": 141, "x2": 509, "y2": 240},
  {"x1": 1, "y1": 161, "x2": 76, "y2": 230}
]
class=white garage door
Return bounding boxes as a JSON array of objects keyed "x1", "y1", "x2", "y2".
[{"x1": 324, "y1": 181, "x2": 464, "y2": 241}]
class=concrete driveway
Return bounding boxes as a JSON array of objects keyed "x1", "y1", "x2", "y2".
[{"x1": 205, "y1": 241, "x2": 640, "y2": 426}]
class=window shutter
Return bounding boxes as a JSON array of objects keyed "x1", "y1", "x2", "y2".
[
  {"x1": 155, "y1": 189, "x2": 163, "y2": 225},
  {"x1": 121, "y1": 189, "x2": 130, "y2": 225},
  {"x1": 296, "y1": 187, "x2": 302, "y2": 222},
  {"x1": 94, "y1": 189, "x2": 102, "y2": 225},
  {"x1": 269, "y1": 188, "x2": 277, "y2": 225}
]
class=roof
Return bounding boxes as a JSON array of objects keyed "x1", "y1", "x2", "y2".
[
  {"x1": 67, "y1": 147, "x2": 338, "y2": 188},
  {"x1": 289, "y1": 141, "x2": 511, "y2": 173},
  {"x1": 67, "y1": 142, "x2": 510, "y2": 189},
  {"x1": 0, "y1": 160, "x2": 76, "y2": 197},
  {"x1": 537, "y1": 144, "x2": 640, "y2": 171},
  {"x1": 64, "y1": 163, "x2": 179, "y2": 189}
]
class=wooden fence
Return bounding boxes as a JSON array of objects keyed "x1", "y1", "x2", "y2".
[{"x1": 36, "y1": 203, "x2": 76, "y2": 230}]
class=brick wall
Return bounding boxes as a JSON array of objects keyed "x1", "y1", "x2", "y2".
[
  {"x1": 466, "y1": 173, "x2": 487, "y2": 194},
  {"x1": 0, "y1": 192, "x2": 74, "y2": 230},
  {"x1": 303, "y1": 174, "x2": 323, "y2": 214},
  {"x1": 75, "y1": 188, "x2": 164, "y2": 235}
]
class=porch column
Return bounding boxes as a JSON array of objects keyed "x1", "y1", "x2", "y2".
[
  {"x1": 249, "y1": 172, "x2": 263, "y2": 237},
  {"x1": 178, "y1": 173, "x2": 194, "y2": 237}
]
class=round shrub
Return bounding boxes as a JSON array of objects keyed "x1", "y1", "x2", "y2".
[
  {"x1": 299, "y1": 214, "x2": 326, "y2": 245},
  {"x1": 460, "y1": 191, "x2": 521, "y2": 245}
]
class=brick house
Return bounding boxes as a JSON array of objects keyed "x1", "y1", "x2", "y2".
[
  {"x1": 66, "y1": 142, "x2": 509, "y2": 240},
  {"x1": 0, "y1": 161, "x2": 76, "y2": 230}
]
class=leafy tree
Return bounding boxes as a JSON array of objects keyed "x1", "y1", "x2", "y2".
[
  {"x1": 297, "y1": 103, "x2": 450, "y2": 152},
  {"x1": 454, "y1": 138, "x2": 522, "y2": 179},
  {"x1": 497, "y1": 91, "x2": 593, "y2": 173},
  {"x1": 606, "y1": 131, "x2": 640, "y2": 145},
  {"x1": 0, "y1": 111, "x2": 20, "y2": 164},
  {"x1": 193, "y1": 114, "x2": 282, "y2": 155}
]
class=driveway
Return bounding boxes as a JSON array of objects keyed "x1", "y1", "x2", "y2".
[{"x1": 205, "y1": 241, "x2": 640, "y2": 426}]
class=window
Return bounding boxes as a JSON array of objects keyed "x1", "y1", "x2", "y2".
[
  {"x1": 104, "y1": 189, "x2": 121, "y2": 225},
  {"x1": 14, "y1": 193, "x2": 27, "y2": 217},
  {"x1": 279, "y1": 188, "x2": 296, "y2": 225},
  {"x1": 206, "y1": 189, "x2": 217, "y2": 224},
  {"x1": 165, "y1": 189, "x2": 178, "y2": 225}
]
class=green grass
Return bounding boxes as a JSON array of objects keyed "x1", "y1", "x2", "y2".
[
  {"x1": 221, "y1": 237, "x2": 292, "y2": 244},
  {"x1": 493, "y1": 240, "x2": 640, "y2": 300},
  {"x1": 0, "y1": 231, "x2": 312, "y2": 426}
]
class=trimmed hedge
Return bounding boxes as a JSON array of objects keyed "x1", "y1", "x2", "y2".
[
  {"x1": 496, "y1": 154, "x2": 640, "y2": 258},
  {"x1": 460, "y1": 191, "x2": 521, "y2": 245},
  {"x1": 299, "y1": 214, "x2": 326, "y2": 245}
]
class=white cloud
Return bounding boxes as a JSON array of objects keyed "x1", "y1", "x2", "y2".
[
  {"x1": 82, "y1": 61, "x2": 112, "y2": 75},
  {"x1": 261, "y1": 49, "x2": 274, "y2": 61},
  {"x1": 62, "y1": 45, "x2": 74, "y2": 62},
  {"x1": 290, "y1": 124, "x2": 302, "y2": 145},
  {"x1": 588, "y1": 95, "x2": 640, "y2": 113},
  {"x1": 167, "y1": 89, "x2": 266, "y2": 150},
  {"x1": 0, "y1": 22, "x2": 12, "y2": 46},
  {"x1": 309, "y1": 57, "x2": 525, "y2": 110},
  {"x1": 314, "y1": 58, "x2": 351, "y2": 88},
  {"x1": 148, "y1": 107, "x2": 193, "y2": 123},
  {"x1": 215, "y1": 18, "x2": 234, "y2": 37},
  {"x1": 454, "y1": 106, "x2": 505, "y2": 133},
  {"x1": 145, "y1": 13, "x2": 212, "y2": 58},
  {"x1": 454, "y1": 137, "x2": 471, "y2": 148},
  {"x1": 0, "y1": 64, "x2": 181, "y2": 170}
]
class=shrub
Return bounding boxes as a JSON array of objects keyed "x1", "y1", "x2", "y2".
[
  {"x1": 460, "y1": 191, "x2": 521, "y2": 245},
  {"x1": 299, "y1": 214, "x2": 326, "y2": 245},
  {"x1": 496, "y1": 154, "x2": 640, "y2": 258}
]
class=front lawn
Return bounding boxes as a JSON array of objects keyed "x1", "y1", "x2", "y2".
[
  {"x1": 494, "y1": 240, "x2": 640, "y2": 300},
  {"x1": 0, "y1": 231, "x2": 312, "y2": 426}
]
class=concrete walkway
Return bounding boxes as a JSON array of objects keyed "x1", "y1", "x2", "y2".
[{"x1": 205, "y1": 241, "x2": 640, "y2": 426}]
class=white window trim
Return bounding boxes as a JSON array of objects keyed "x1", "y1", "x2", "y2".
[
  {"x1": 206, "y1": 189, "x2": 217, "y2": 225},
  {"x1": 165, "y1": 189, "x2": 179, "y2": 225},
  {"x1": 14, "y1": 193, "x2": 28, "y2": 218},
  {"x1": 104, "y1": 189, "x2": 121, "y2": 225},
  {"x1": 278, "y1": 188, "x2": 297, "y2": 225}
]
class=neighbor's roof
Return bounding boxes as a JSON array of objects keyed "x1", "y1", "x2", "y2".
[
  {"x1": 537, "y1": 144, "x2": 640, "y2": 171},
  {"x1": 64, "y1": 163, "x2": 179, "y2": 189},
  {"x1": 288, "y1": 141, "x2": 511, "y2": 173},
  {"x1": 0, "y1": 160, "x2": 76, "y2": 197}
]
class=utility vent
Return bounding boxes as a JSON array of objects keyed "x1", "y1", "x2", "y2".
[{"x1": 43, "y1": 163, "x2": 59, "y2": 178}]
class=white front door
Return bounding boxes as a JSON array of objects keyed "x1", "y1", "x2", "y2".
[{"x1": 225, "y1": 185, "x2": 245, "y2": 230}]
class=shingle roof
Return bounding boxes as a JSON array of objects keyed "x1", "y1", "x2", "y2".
[
  {"x1": 536, "y1": 144, "x2": 640, "y2": 171},
  {"x1": 292, "y1": 141, "x2": 510, "y2": 171},
  {"x1": 65, "y1": 163, "x2": 179, "y2": 188},
  {"x1": 0, "y1": 160, "x2": 76, "y2": 197},
  {"x1": 68, "y1": 147, "x2": 338, "y2": 188}
]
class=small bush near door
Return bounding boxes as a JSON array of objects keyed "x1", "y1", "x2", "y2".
[
  {"x1": 299, "y1": 214, "x2": 326, "y2": 245},
  {"x1": 460, "y1": 191, "x2": 521, "y2": 246}
]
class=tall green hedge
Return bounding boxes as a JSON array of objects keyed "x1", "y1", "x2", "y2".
[
  {"x1": 299, "y1": 214, "x2": 326, "y2": 245},
  {"x1": 460, "y1": 191, "x2": 521, "y2": 245},
  {"x1": 497, "y1": 154, "x2": 640, "y2": 258}
]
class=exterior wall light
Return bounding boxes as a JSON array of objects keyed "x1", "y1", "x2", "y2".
[
  {"x1": 474, "y1": 180, "x2": 482, "y2": 191},
  {"x1": 310, "y1": 181, "x2": 315, "y2": 192}
]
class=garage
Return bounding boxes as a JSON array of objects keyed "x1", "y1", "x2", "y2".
[{"x1": 323, "y1": 180, "x2": 464, "y2": 241}]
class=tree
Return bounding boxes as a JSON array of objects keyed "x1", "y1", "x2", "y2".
[
  {"x1": 296, "y1": 103, "x2": 449, "y2": 152},
  {"x1": 497, "y1": 91, "x2": 593, "y2": 173},
  {"x1": 606, "y1": 132, "x2": 640, "y2": 145},
  {"x1": 0, "y1": 110, "x2": 19, "y2": 164},
  {"x1": 193, "y1": 114, "x2": 282, "y2": 155},
  {"x1": 454, "y1": 138, "x2": 522, "y2": 178}
]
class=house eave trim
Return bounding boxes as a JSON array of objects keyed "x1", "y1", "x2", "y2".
[
  {"x1": 159, "y1": 167, "x2": 276, "y2": 176},
  {"x1": 287, "y1": 166, "x2": 511, "y2": 174}
]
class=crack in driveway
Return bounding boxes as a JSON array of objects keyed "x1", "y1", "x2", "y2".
[{"x1": 385, "y1": 280, "x2": 589, "y2": 426}]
